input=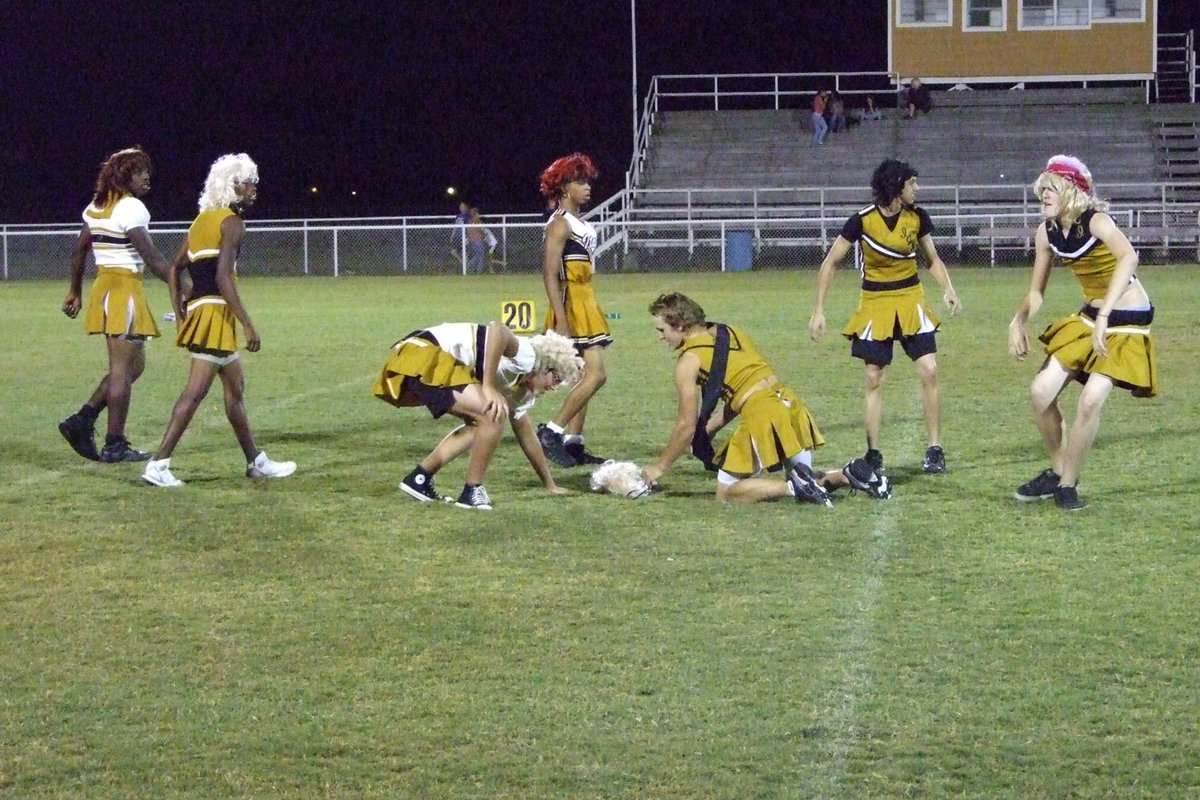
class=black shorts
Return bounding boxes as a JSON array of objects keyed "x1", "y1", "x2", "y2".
[
  {"x1": 401, "y1": 377, "x2": 466, "y2": 419},
  {"x1": 851, "y1": 329, "x2": 937, "y2": 366}
]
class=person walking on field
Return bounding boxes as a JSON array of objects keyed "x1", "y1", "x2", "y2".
[
  {"x1": 536, "y1": 153, "x2": 611, "y2": 468},
  {"x1": 141, "y1": 153, "x2": 295, "y2": 488},
  {"x1": 1008, "y1": 155, "x2": 1156, "y2": 511},
  {"x1": 808, "y1": 158, "x2": 962, "y2": 475},
  {"x1": 59, "y1": 147, "x2": 173, "y2": 464}
]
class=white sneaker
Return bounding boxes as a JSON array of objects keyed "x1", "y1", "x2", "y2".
[
  {"x1": 142, "y1": 458, "x2": 184, "y2": 488},
  {"x1": 246, "y1": 451, "x2": 296, "y2": 479}
]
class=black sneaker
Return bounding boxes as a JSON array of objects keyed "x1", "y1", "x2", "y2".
[
  {"x1": 564, "y1": 440, "x2": 606, "y2": 465},
  {"x1": 59, "y1": 414, "x2": 100, "y2": 461},
  {"x1": 400, "y1": 470, "x2": 446, "y2": 503},
  {"x1": 99, "y1": 437, "x2": 152, "y2": 463},
  {"x1": 922, "y1": 445, "x2": 946, "y2": 474},
  {"x1": 865, "y1": 448, "x2": 884, "y2": 472},
  {"x1": 1054, "y1": 484, "x2": 1086, "y2": 511},
  {"x1": 787, "y1": 464, "x2": 832, "y2": 507},
  {"x1": 1015, "y1": 468, "x2": 1060, "y2": 502},
  {"x1": 537, "y1": 424, "x2": 577, "y2": 467},
  {"x1": 842, "y1": 458, "x2": 893, "y2": 499},
  {"x1": 455, "y1": 484, "x2": 493, "y2": 510}
]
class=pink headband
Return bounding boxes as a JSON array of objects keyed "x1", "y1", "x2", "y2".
[{"x1": 1044, "y1": 155, "x2": 1091, "y2": 194}]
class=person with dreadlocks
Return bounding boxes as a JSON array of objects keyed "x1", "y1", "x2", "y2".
[
  {"x1": 141, "y1": 153, "x2": 295, "y2": 488},
  {"x1": 644, "y1": 292, "x2": 890, "y2": 505},
  {"x1": 534, "y1": 152, "x2": 612, "y2": 468},
  {"x1": 808, "y1": 158, "x2": 962, "y2": 476},
  {"x1": 59, "y1": 147, "x2": 172, "y2": 463},
  {"x1": 1008, "y1": 155, "x2": 1156, "y2": 511}
]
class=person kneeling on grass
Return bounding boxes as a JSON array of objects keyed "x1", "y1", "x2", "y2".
[
  {"x1": 642, "y1": 292, "x2": 891, "y2": 505},
  {"x1": 141, "y1": 153, "x2": 295, "y2": 488},
  {"x1": 372, "y1": 322, "x2": 584, "y2": 510}
]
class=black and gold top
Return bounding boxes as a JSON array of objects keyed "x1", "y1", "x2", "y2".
[
  {"x1": 679, "y1": 324, "x2": 773, "y2": 410},
  {"x1": 548, "y1": 208, "x2": 598, "y2": 284},
  {"x1": 1044, "y1": 209, "x2": 1123, "y2": 302},
  {"x1": 184, "y1": 206, "x2": 239, "y2": 299},
  {"x1": 841, "y1": 204, "x2": 934, "y2": 290}
]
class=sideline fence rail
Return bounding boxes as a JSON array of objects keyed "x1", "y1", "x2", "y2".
[{"x1": 5, "y1": 188, "x2": 1199, "y2": 281}]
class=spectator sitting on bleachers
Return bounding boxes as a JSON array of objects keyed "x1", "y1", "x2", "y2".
[
  {"x1": 860, "y1": 96, "x2": 882, "y2": 121},
  {"x1": 905, "y1": 78, "x2": 933, "y2": 119}
]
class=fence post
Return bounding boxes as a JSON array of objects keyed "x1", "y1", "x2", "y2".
[
  {"x1": 2, "y1": 226, "x2": 7, "y2": 280},
  {"x1": 303, "y1": 221, "x2": 309, "y2": 275},
  {"x1": 333, "y1": 228, "x2": 339, "y2": 278}
]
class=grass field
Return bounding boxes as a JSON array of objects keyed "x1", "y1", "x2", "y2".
[{"x1": 2, "y1": 267, "x2": 1199, "y2": 799}]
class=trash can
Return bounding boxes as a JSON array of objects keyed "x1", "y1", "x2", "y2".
[{"x1": 725, "y1": 231, "x2": 753, "y2": 272}]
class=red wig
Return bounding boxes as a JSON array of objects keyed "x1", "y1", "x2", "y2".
[
  {"x1": 92, "y1": 148, "x2": 152, "y2": 208},
  {"x1": 538, "y1": 153, "x2": 599, "y2": 207}
]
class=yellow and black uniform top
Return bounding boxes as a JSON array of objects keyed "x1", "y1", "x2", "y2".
[
  {"x1": 549, "y1": 208, "x2": 598, "y2": 284},
  {"x1": 840, "y1": 204, "x2": 934, "y2": 290},
  {"x1": 679, "y1": 324, "x2": 773, "y2": 410},
  {"x1": 184, "y1": 206, "x2": 239, "y2": 299},
  {"x1": 1043, "y1": 209, "x2": 1125, "y2": 302}
]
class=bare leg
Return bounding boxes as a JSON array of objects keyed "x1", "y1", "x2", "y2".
[
  {"x1": 915, "y1": 353, "x2": 941, "y2": 447},
  {"x1": 864, "y1": 362, "x2": 887, "y2": 450},
  {"x1": 716, "y1": 477, "x2": 791, "y2": 503},
  {"x1": 1029, "y1": 358, "x2": 1073, "y2": 474},
  {"x1": 153, "y1": 358, "x2": 218, "y2": 459},
  {"x1": 420, "y1": 425, "x2": 476, "y2": 474},
  {"x1": 553, "y1": 346, "x2": 607, "y2": 434},
  {"x1": 216, "y1": 359, "x2": 259, "y2": 461},
  {"x1": 1058, "y1": 374, "x2": 1114, "y2": 486},
  {"x1": 104, "y1": 336, "x2": 146, "y2": 439}
]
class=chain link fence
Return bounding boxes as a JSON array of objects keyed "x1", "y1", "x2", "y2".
[{"x1": 5, "y1": 199, "x2": 1199, "y2": 282}]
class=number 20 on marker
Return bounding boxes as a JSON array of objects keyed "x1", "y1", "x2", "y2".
[{"x1": 502, "y1": 300, "x2": 536, "y2": 333}]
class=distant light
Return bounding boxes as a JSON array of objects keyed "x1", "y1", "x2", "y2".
[
  {"x1": 310, "y1": 186, "x2": 319, "y2": 194},
  {"x1": 351, "y1": 190, "x2": 358, "y2": 197},
  {"x1": 446, "y1": 186, "x2": 458, "y2": 197}
]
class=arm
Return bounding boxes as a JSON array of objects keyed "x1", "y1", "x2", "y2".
[
  {"x1": 511, "y1": 414, "x2": 569, "y2": 495},
  {"x1": 166, "y1": 239, "x2": 190, "y2": 326},
  {"x1": 706, "y1": 401, "x2": 738, "y2": 439},
  {"x1": 919, "y1": 234, "x2": 961, "y2": 316},
  {"x1": 808, "y1": 236, "x2": 853, "y2": 341},
  {"x1": 128, "y1": 226, "x2": 170, "y2": 283},
  {"x1": 541, "y1": 215, "x2": 571, "y2": 337},
  {"x1": 213, "y1": 215, "x2": 260, "y2": 352},
  {"x1": 1007, "y1": 225, "x2": 1054, "y2": 360},
  {"x1": 477, "y1": 320, "x2": 519, "y2": 422},
  {"x1": 1087, "y1": 213, "x2": 1139, "y2": 358},
  {"x1": 62, "y1": 224, "x2": 91, "y2": 318},
  {"x1": 643, "y1": 352, "x2": 701, "y2": 484}
]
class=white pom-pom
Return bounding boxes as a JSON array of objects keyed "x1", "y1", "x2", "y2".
[{"x1": 589, "y1": 460, "x2": 651, "y2": 499}]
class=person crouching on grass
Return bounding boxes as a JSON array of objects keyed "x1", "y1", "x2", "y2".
[
  {"x1": 642, "y1": 292, "x2": 891, "y2": 505},
  {"x1": 141, "y1": 153, "x2": 296, "y2": 488},
  {"x1": 1008, "y1": 154, "x2": 1157, "y2": 511},
  {"x1": 373, "y1": 322, "x2": 584, "y2": 510}
]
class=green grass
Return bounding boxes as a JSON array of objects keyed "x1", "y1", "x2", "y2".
[{"x1": 2, "y1": 267, "x2": 1199, "y2": 798}]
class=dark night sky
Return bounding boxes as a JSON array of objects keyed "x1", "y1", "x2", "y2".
[{"x1": 3, "y1": 1, "x2": 1198, "y2": 223}]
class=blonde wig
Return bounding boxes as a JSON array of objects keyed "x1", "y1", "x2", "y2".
[
  {"x1": 529, "y1": 330, "x2": 585, "y2": 387},
  {"x1": 1033, "y1": 154, "x2": 1108, "y2": 231},
  {"x1": 198, "y1": 153, "x2": 259, "y2": 212}
]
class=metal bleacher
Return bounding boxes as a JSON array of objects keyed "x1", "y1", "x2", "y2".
[{"x1": 617, "y1": 85, "x2": 1200, "y2": 267}]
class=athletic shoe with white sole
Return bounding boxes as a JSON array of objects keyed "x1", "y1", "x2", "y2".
[
  {"x1": 455, "y1": 484, "x2": 493, "y2": 510},
  {"x1": 246, "y1": 451, "x2": 296, "y2": 479},
  {"x1": 787, "y1": 464, "x2": 832, "y2": 507},
  {"x1": 537, "y1": 424, "x2": 577, "y2": 467},
  {"x1": 141, "y1": 458, "x2": 184, "y2": 487},
  {"x1": 1015, "y1": 468, "x2": 1059, "y2": 502},
  {"x1": 842, "y1": 458, "x2": 893, "y2": 499},
  {"x1": 400, "y1": 469, "x2": 448, "y2": 502},
  {"x1": 922, "y1": 445, "x2": 946, "y2": 474},
  {"x1": 99, "y1": 437, "x2": 152, "y2": 463}
]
